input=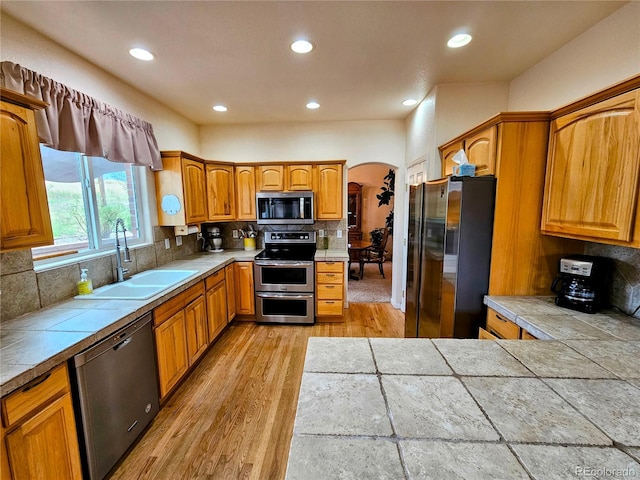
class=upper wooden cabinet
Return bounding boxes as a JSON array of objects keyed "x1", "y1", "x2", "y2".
[
  {"x1": 0, "y1": 89, "x2": 53, "y2": 251},
  {"x1": 156, "y1": 151, "x2": 207, "y2": 226},
  {"x1": 286, "y1": 164, "x2": 313, "y2": 190},
  {"x1": 257, "y1": 165, "x2": 284, "y2": 191},
  {"x1": 235, "y1": 165, "x2": 257, "y2": 220},
  {"x1": 315, "y1": 163, "x2": 343, "y2": 220},
  {"x1": 206, "y1": 163, "x2": 235, "y2": 221},
  {"x1": 440, "y1": 126, "x2": 496, "y2": 178},
  {"x1": 542, "y1": 82, "x2": 640, "y2": 247}
]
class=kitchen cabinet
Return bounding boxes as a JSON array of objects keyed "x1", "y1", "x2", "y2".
[
  {"x1": 235, "y1": 165, "x2": 257, "y2": 220},
  {"x1": 316, "y1": 261, "x2": 344, "y2": 319},
  {"x1": 153, "y1": 282, "x2": 205, "y2": 400},
  {"x1": 440, "y1": 112, "x2": 573, "y2": 296},
  {"x1": 156, "y1": 151, "x2": 207, "y2": 226},
  {"x1": 205, "y1": 269, "x2": 228, "y2": 343},
  {"x1": 206, "y1": 163, "x2": 235, "y2": 221},
  {"x1": 484, "y1": 308, "x2": 520, "y2": 339},
  {"x1": 0, "y1": 89, "x2": 53, "y2": 251},
  {"x1": 315, "y1": 163, "x2": 344, "y2": 220},
  {"x1": 542, "y1": 81, "x2": 640, "y2": 247},
  {"x1": 234, "y1": 262, "x2": 255, "y2": 316},
  {"x1": 440, "y1": 126, "x2": 496, "y2": 178},
  {"x1": 257, "y1": 165, "x2": 285, "y2": 191},
  {"x1": 2, "y1": 364, "x2": 82, "y2": 480},
  {"x1": 225, "y1": 263, "x2": 237, "y2": 321},
  {"x1": 286, "y1": 164, "x2": 313, "y2": 190}
]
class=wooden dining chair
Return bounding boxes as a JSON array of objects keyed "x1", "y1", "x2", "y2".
[{"x1": 360, "y1": 228, "x2": 390, "y2": 278}]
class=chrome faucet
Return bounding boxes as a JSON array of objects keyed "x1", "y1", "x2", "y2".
[{"x1": 115, "y1": 218, "x2": 132, "y2": 282}]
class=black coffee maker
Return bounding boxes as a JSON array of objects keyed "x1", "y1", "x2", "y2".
[{"x1": 551, "y1": 255, "x2": 611, "y2": 314}]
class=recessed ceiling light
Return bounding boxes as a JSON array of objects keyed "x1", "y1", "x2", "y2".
[
  {"x1": 447, "y1": 33, "x2": 472, "y2": 48},
  {"x1": 291, "y1": 40, "x2": 314, "y2": 54},
  {"x1": 129, "y1": 48, "x2": 155, "y2": 61},
  {"x1": 306, "y1": 101, "x2": 320, "y2": 110},
  {"x1": 402, "y1": 99, "x2": 418, "y2": 106},
  {"x1": 213, "y1": 105, "x2": 228, "y2": 112}
]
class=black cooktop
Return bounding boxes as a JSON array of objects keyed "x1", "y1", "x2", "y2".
[{"x1": 254, "y1": 245, "x2": 316, "y2": 261}]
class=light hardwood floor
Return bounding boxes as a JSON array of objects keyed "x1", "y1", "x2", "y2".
[{"x1": 110, "y1": 303, "x2": 404, "y2": 480}]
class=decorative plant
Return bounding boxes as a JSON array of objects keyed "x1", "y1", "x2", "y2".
[
  {"x1": 369, "y1": 228, "x2": 385, "y2": 246},
  {"x1": 375, "y1": 169, "x2": 395, "y2": 235}
]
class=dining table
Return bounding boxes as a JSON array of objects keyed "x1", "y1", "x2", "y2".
[{"x1": 347, "y1": 239, "x2": 372, "y2": 280}]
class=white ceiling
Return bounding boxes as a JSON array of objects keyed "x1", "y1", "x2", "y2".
[{"x1": 1, "y1": 1, "x2": 626, "y2": 126}]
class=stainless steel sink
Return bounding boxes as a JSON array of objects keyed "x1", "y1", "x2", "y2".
[{"x1": 75, "y1": 269, "x2": 199, "y2": 300}]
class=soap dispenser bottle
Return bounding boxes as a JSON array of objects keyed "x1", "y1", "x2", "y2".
[{"x1": 77, "y1": 268, "x2": 93, "y2": 295}]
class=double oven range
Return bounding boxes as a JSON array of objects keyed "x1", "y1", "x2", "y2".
[{"x1": 254, "y1": 231, "x2": 316, "y2": 324}]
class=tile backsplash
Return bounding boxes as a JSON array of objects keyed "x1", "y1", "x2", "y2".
[
  {"x1": 0, "y1": 227, "x2": 198, "y2": 322},
  {"x1": 585, "y1": 242, "x2": 640, "y2": 319}
]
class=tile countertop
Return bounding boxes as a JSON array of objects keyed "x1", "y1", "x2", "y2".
[
  {"x1": 0, "y1": 247, "x2": 349, "y2": 396},
  {"x1": 286, "y1": 298, "x2": 640, "y2": 479}
]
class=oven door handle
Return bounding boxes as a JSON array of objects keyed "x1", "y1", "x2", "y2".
[
  {"x1": 255, "y1": 261, "x2": 313, "y2": 267},
  {"x1": 256, "y1": 292, "x2": 314, "y2": 299}
]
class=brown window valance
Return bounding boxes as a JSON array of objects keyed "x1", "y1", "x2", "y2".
[{"x1": 1, "y1": 61, "x2": 162, "y2": 170}]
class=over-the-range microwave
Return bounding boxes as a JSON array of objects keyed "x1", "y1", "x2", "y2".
[{"x1": 256, "y1": 191, "x2": 314, "y2": 225}]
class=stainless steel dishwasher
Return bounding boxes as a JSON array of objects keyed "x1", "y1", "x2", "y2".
[{"x1": 72, "y1": 312, "x2": 159, "y2": 480}]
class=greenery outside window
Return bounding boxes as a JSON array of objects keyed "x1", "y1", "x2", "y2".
[{"x1": 32, "y1": 145, "x2": 144, "y2": 261}]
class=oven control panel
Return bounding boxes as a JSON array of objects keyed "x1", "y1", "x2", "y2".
[{"x1": 266, "y1": 231, "x2": 316, "y2": 243}]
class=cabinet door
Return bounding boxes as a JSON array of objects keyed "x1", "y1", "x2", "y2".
[
  {"x1": 542, "y1": 90, "x2": 640, "y2": 244},
  {"x1": 464, "y1": 126, "x2": 496, "y2": 176},
  {"x1": 185, "y1": 295, "x2": 208, "y2": 366},
  {"x1": 234, "y1": 262, "x2": 255, "y2": 315},
  {"x1": 235, "y1": 166, "x2": 257, "y2": 220},
  {"x1": 0, "y1": 100, "x2": 53, "y2": 251},
  {"x1": 286, "y1": 164, "x2": 313, "y2": 190},
  {"x1": 155, "y1": 311, "x2": 189, "y2": 399},
  {"x1": 5, "y1": 394, "x2": 82, "y2": 480},
  {"x1": 206, "y1": 164, "x2": 235, "y2": 221},
  {"x1": 441, "y1": 141, "x2": 463, "y2": 177},
  {"x1": 206, "y1": 280, "x2": 227, "y2": 342},
  {"x1": 257, "y1": 165, "x2": 284, "y2": 191},
  {"x1": 316, "y1": 164, "x2": 343, "y2": 220},
  {"x1": 225, "y1": 263, "x2": 237, "y2": 321},
  {"x1": 182, "y1": 159, "x2": 207, "y2": 224}
]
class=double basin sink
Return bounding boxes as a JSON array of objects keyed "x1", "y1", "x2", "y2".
[{"x1": 76, "y1": 269, "x2": 200, "y2": 300}]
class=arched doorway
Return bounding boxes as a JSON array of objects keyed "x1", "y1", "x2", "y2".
[{"x1": 347, "y1": 163, "x2": 396, "y2": 303}]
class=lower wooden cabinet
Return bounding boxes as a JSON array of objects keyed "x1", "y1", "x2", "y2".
[
  {"x1": 1, "y1": 364, "x2": 82, "y2": 480},
  {"x1": 316, "y1": 261, "x2": 345, "y2": 318},
  {"x1": 205, "y1": 269, "x2": 228, "y2": 342},
  {"x1": 225, "y1": 264, "x2": 237, "y2": 321},
  {"x1": 154, "y1": 282, "x2": 206, "y2": 400},
  {"x1": 234, "y1": 262, "x2": 255, "y2": 315},
  {"x1": 482, "y1": 308, "x2": 538, "y2": 340}
]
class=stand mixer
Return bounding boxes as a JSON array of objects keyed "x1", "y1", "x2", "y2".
[{"x1": 205, "y1": 226, "x2": 223, "y2": 252}]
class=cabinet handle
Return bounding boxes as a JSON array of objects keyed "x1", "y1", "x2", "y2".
[
  {"x1": 326, "y1": 301, "x2": 335, "y2": 304},
  {"x1": 326, "y1": 285, "x2": 335, "y2": 289},
  {"x1": 488, "y1": 329, "x2": 505, "y2": 340},
  {"x1": 495, "y1": 313, "x2": 507, "y2": 322},
  {"x1": 22, "y1": 373, "x2": 51, "y2": 392}
]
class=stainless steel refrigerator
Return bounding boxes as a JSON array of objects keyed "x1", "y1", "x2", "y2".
[{"x1": 405, "y1": 176, "x2": 496, "y2": 338}]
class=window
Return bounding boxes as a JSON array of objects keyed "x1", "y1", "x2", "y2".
[{"x1": 32, "y1": 146, "x2": 144, "y2": 260}]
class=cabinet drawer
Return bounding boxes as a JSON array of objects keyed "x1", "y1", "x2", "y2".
[
  {"x1": 154, "y1": 294, "x2": 184, "y2": 326},
  {"x1": 317, "y1": 300, "x2": 343, "y2": 316},
  {"x1": 2, "y1": 364, "x2": 69, "y2": 428},
  {"x1": 478, "y1": 327, "x2": 498, "y2": 340},
  {"x1": 317, "y1": 284, "x2": 343, "y2": 300},
  {"x1": 205, "y1": 269, "x2": 225, "y2": 290},
  {"x1": 521, "y1": 330, "x2": 537, "y2": 340},
  {"x1": 316, "y1": 262, "x2": 344, "y2": 273},
  {"x1": 317, "y1": 272, "x2": 343, "y2": 284},
  {"x1": 486, "y1": 309, "x2": 520, "y2": 340},
  {"x1": 183, "y1": 281, "x2": 205, "y2": 305}
]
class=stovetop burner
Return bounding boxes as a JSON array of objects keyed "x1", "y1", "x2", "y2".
[{"x1": 255, "y1": 231, "x2": 317, "y2": 262}]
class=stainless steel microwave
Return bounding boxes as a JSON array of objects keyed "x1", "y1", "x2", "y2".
[{"x1": 256, "y1": 192, "x2": 314, "y2": 225}]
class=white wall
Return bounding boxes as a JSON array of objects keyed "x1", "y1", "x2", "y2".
[
  {"x1": 509, "y1": 1, "x2": 640, "y2": 111},
  {"x1": 200, "y1": 119, "x2": 405, "y2": 167},
  {"x1": 1, "y1": 15, "x2": 200, "y2": 153}
]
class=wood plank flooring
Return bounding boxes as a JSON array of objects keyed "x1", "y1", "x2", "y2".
[{"x1": 110, "y1": 303, "x2": 404, "y2": 480}]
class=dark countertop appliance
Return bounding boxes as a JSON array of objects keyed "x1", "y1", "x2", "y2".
[
  {"x1": 551, "y1": 255, "x2": 611, "y2": 313},
  {"x1": 254, "y1": 231, "x2": 316, "y2": 324}
]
